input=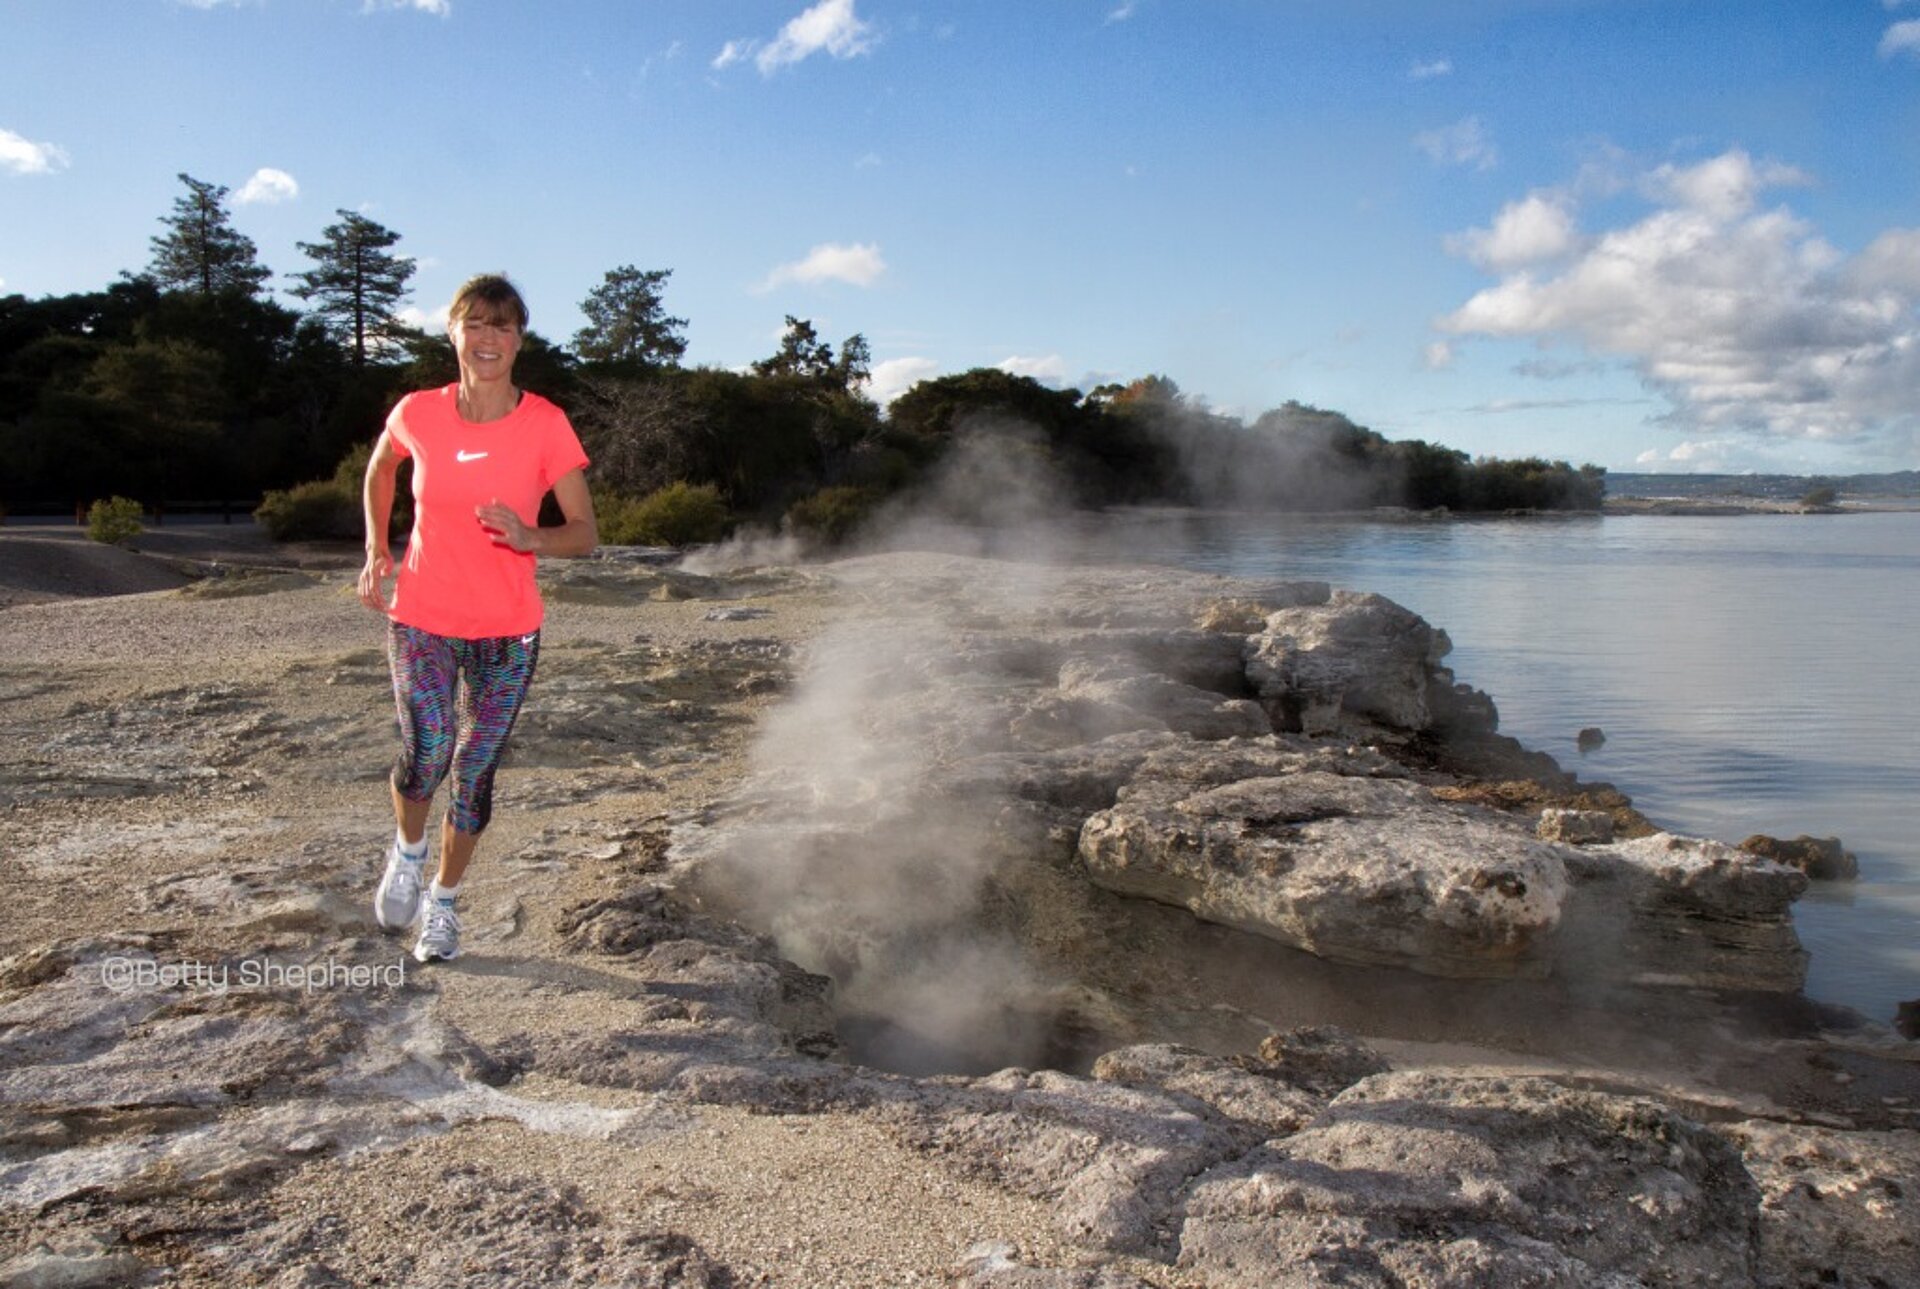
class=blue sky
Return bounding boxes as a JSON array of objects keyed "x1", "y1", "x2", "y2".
[{"x1": 4, "y1": 0, "x2": 1918, "y2": 474}]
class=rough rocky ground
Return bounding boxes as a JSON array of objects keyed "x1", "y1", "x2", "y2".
[{"x1": 2, "y1": 524, "x2": 1918, "y2": 1287}]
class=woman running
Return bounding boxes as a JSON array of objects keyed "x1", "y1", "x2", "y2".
[{"x1": 357, "y1": 273, "x2": 597, "y2": 963}]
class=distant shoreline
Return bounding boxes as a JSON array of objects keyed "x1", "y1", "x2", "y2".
[{"x1": 1602, "y1": 496, "x2": 1920, "y2": 516}]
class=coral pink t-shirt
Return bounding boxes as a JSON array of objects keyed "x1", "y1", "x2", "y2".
[{"x1": 384, "y1": 385, "x2": 589, "y2": 639}]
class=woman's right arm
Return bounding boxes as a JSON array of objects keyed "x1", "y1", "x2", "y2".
[{"x1": 357, "y1": 428, "x2": 403, "y2": 612}]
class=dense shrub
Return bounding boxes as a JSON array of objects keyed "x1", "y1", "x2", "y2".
[
  {"x1": 785, "y1": 485, "x2": 879, "y2": 545},
  {"x1": 1462, "y1": 458, "x2": 1606, "y2": 512},
  {"x1": 86, "y1": 496, "x2": 144, "y2": 545},
  {"x1": 255, "y1": 440, "x2": 413, "y2": 543},
  {"x1": 254, "y1": 479, "x2": 358, "y2": 540},
  {"x1": 596, "y1": 481, "x2": 731, "y2": 547}
]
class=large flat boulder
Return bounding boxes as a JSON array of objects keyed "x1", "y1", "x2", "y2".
[
  {"x1": 1079, "y1": 764, "x2": 1570, "y2": 979},
  {"x1": 1078, "y1": 739, "x2": 1809, "y2": 990},
  {"x1": 1246, "y1": 590, "x2": 1458, "y2": 735}
]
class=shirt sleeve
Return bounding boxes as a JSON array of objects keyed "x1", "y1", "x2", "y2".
[
  {"x1": 384, "y1": 395, "x2": 416, "y2": 460},
  {"x1": 540, "y1": 408, "x2": 591, "y2": 490}
]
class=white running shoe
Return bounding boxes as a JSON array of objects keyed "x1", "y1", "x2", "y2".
[
  {"x1": 374, "y1": 844, "x2": 425, "y2": 932},
  {"x1": 414, "y1": 900, "x2": 461, "y2": 963}
]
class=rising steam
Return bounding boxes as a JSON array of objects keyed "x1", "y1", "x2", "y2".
[{"x1": 691, "y1": 424, "x2": 1085, "y2": 1074}]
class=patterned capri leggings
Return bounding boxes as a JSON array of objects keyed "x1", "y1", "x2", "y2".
[{"x1": 387, "y1": 622, "x2": 541, "y2": 835}]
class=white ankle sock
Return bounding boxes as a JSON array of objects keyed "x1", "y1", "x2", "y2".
[
  {"x1": 429, "y1": 880, "x2": 459, "y2": 906},
  {"x1": 395, "y1": 831, "x2": 428, "y2": 863}
]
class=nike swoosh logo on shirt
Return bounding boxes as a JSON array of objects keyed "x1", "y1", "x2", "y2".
[{"x1": 456, "y1": 450, "x2": 489, "y2": 463}]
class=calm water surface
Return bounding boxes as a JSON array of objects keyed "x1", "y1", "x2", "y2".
[{"x1": 1100, "y1": 509, "x2": 1920, "y2": 1023}]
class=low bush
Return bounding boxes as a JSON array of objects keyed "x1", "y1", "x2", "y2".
[
  {"x1": 86, "y1": 496, "x2": 144, "y2": 545},
  {"x1": 596, "y1": 481, "x2": 731, "y2": 547},
  {"x1": 784, "y1": 485, "x2": 879, "y2": 546},
  {"x1": 255, "y1": 480, "x2": 358, "y2": 541}
]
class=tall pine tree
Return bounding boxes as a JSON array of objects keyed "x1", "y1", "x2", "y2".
[
  {"x1": 146, "y1": 173, "x2": 271, "y2": 297},
  {"x1": 291, "y1": 210, "x2": 415, "y2": 367},
  {"x1": 572, "y1": 265, "x2": 687, "y2": 371}
]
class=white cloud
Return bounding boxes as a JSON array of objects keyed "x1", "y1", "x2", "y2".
[
  {"x1": 1641, "y1": 149, "x2": 1810, "y2": 221},
  {"x1": 1423, "y1": 341, "x2": 1454, "y2": 371},
  {"x1": 996, "y1": 354, "x2": 1069, "y2": 385},
  {"x1": 0, "y1": 127, "x2": 70, "y2": 176},
  {"x1": 1633, "y1": 437, "x2": 1774, "y2": 472},
  {"x1": 235, "y1": 167, "x2": 298, "y2": 205},
  {"x1": 869, "y1": 356, "x2": 941, "y2": 406},
  {"x1": 760, "y1": 241, "x2": 887, "y2": 291},
  {"x1": 398, "y1": 303, "x2": 451, "y2": 332},
  {"x1": 1414, "y1": 116, "x2": 1497, "y2": 171},
  {"x1": 1410, "y1": 58, "x2": 1452, "y2": 79},
  {"x1": 1439, "y1": 148, "x2": 1920, "y2": 446},
  {"x1": 1106, "y1": 2, "x2": 1139, "y2": 23},
  {"x1": 855, "y1": 152, "x2": 883, "y2": 168},
  {"x1": 638, "y1": 40, "x2": 683, "y2": 81},
  {"x1": 747, "y1": 0, "x2": 876, "y2": 74},
  {"x1": 1446, "y1": 192, "x2": 1578, "y2": 270},
  {"x1": 712, "y1": 39, "x2": 753, "y2": 70},
  {"x1": 363, "y1": 0, "x2": 449, "y2": 15},
  {"x1": 1880, "y1": 19, "x2": 1920, "y2": 58},
  {"x1": 1849, "y1": 228, "x2": 1920, "y2": 293},
  {"x1": 1514, "y1": 356, "x2": 1607, "y2": 380}
]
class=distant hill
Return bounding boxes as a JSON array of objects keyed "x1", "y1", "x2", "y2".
[{"x1": 1606, "y1": 471, "x2": 1920, "y2": 500}]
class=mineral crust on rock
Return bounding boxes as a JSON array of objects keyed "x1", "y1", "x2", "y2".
[
  {"x1": 1178, "y1": 1069, "x2": 1765, "y2": 1287},
  {"x1": 1557, "y1": 833, "x2": 1809, "y2": 992}
]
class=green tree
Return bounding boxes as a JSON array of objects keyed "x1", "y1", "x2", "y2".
[
  {"x1": 572, "y1": 265, "x2": 687, "y2": 370},
  {"x1": 754, "y1": 315, "x2": 836, "y2": 382},
  {"x1": 746, "y1": 317, "x2": 880, "y2": 484},
  {"x1": 886, "y1": 367, "x2": 1088, "y2": 441},
  {"x1": 833, "y1": 332, "x2": 871, "y2": 390},
  {"x1": 292, "y1": 210, "x2": 415, "y2": 367},
  {"x1": 1394, "y1": 439, "x2": 1470, "y2": 510},
  {"x1": 145, "y1": 174, "x2": 271, "y2": 297},
  {"x1": 753, "y1": 315, "x2": 872, "y2": 391},
  {"x1": 82, "y1": 337, "x2": 230, "y2": 500}
]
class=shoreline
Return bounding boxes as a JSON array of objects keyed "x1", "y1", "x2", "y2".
[{"x1": 1601, "y1": 496, "x2": 1920, "y2": 516}]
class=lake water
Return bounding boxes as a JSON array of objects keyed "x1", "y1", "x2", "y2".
[{"x1": 1096, "y1": 508, "x2": 1920, "y2": 1024}]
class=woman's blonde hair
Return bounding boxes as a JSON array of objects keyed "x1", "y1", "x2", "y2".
[{"x1": 448, "y1": 273, "x2": 529, "y2": 330}]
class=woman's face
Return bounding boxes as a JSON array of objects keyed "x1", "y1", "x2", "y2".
[{"x1": 448, "y1": 308, "x2": 523, "y2": 381}]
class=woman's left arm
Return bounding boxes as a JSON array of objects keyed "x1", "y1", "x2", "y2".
[{"x1": 476, "y1": 468, "x2": 598, "y2": 557}]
